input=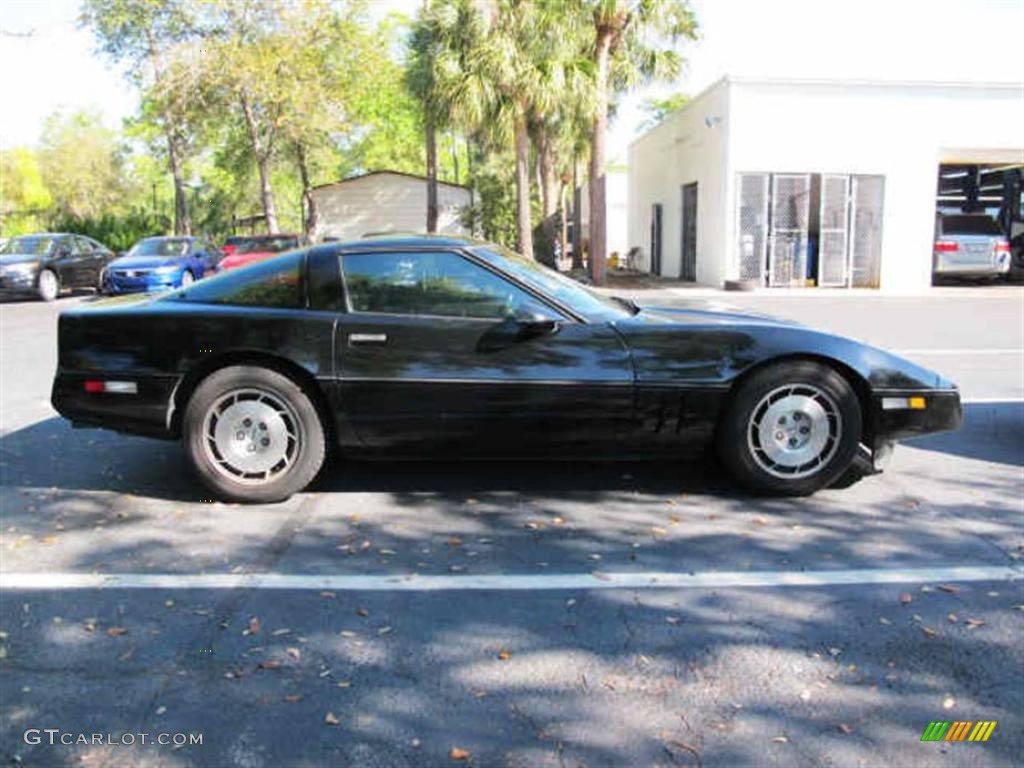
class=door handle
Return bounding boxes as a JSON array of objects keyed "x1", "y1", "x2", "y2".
[{"x1": 348, "y1": 333, "x2": 388, "y2": 346}]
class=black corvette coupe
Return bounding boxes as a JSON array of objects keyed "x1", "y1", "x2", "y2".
[{"x1": 52, "y1": 235, "x2": 961, "y2": 502}]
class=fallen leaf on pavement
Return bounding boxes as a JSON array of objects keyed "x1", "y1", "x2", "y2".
[
  {"x1": 106, "y1": 627, "x2": 127, "y2": 637},
  {"x1": 324, "y1": 712, "x2": 340, "y2": 726},
  {"x1": 246, "y1": 617, "x2": 260, "y2": 636},
  {"x1": 271, "y1": 628, "x2": 291, "y2": 636},
  {"x1": 752, "y1": 516, "x2": 769, "y2": 525},
  {"x1": 286, "y1": 647, "x2": 301, "y2": 660},
  {"x1": 497, "y1": 649, "x2": 510, "y2": 661},
  {"x1": 284, "y1": 694, "x2": 303, "y2": 703},
  {"x1": 965, "y1": 618, "x2": 986, "y2": 629},
  {"x1": 937, "y1": 584, "x2": 960, "y2": 594},
  {"x1": 922, "y1": 626, "x2": 937, "y2": 637},
  {"x1": 947, "y1": 613, "x2": 958, "y2": 623},
  {"x1": 320, "y1": 591, "x2": 335, "y2": 599},
  {"x1": 666, "y1": 616, "x2": 681, "y2": 625},
  {"x1": 84, "y1": 618, "x2": 98, "y2": 632},
  {"x1": 772, "y1": 736, "x2": 788, "y2": 744},
  {"x1": 449, "y1": 747, "x2": 470, "y2": 760},
  {"x1": 447, "y1": 537, "x2": 462, "y2": 547},
  {"x1": 898, "y1": 593, "x2": 913, "y2": 605},
  {"x1": 257, "y1": 660, "x2": 281, "y2": 670},
  {"x1": 943, "y1": 696, "x2": 955, "y2": 709},
  {"x1": 837, "y1": 723, "x2": 853, "y2": 734},
  {"x1": 356, "y1": 608, "x2": 369, "y2": 617},
  {"x1": 378, "y1": 626, "x2": 393, "y2": 635}
]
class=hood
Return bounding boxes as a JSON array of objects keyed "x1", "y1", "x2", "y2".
[
  {"x1": 634, "y1": 300, "x2": 797, "y2": 327},
  {"x1": 219, "y1": 252, "x2": 273, "y2": 271},
  {"x1": 0, "y1": 254, "x2": 42, "y2": 267},
  {"x1": 108, "y1": 255, "x2": 184, "y2": 270}
]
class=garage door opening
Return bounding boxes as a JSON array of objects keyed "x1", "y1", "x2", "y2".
[{"x1": 934, "y1": 163, "x2": 1023, "y2": 282}]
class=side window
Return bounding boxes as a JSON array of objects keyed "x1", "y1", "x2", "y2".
[
  {"x1": 178, "y1": 251, "x2": 304, "y2": 309},
  {"x1": 341, "y1": 251, "x2": 559, "y2": 320},
  {"x1": 69, "y1": 237, "x2": 89, "y2": 254}
]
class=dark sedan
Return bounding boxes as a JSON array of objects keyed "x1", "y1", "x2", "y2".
[
  {"x1": 0, "y1": 233, "x2": 114, "y2": 301},
  {"x1": 52, "y1": 235, "x2": 962, "y2": 503}
]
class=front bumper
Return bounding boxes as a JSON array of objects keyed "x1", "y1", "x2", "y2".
[
  {"x1": 0, "y1": 271, "x2": 38, "y2": 294},
  {"x1": 105, "y1": 272, "x2": 180, "y2": 294},
  {"x1": 872, "y1": 388, "x2": 962, "y2": 444}
]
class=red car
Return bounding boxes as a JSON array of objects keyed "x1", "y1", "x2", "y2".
[{"x1": 218, "y1": 234, "x2": 300, "y2": 271}]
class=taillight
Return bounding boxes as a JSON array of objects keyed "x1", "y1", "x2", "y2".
[
  {"x1": 994, "y1": 242, "x2": 1010, "y2": 253},
  {"x1": 83, "y1": 380, "x2": 137, "y2": 394},
  {"x1": 934, "y1": 240, "x2": 959, "y2": 253}
]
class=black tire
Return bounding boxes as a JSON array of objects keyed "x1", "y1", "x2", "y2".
[
  {"x1": 182, "y1": 365, "x2": 326, "y2": 503},
  {"x1": 37, "y1": 269, "x2": 59, "y2": 302},
  {"x1": 717, "y1": 361, "x2": 861, "y2": 496}
]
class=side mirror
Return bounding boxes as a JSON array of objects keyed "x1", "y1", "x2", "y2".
[{"x1": 476, "y1": 313, "x2": 560, "y2": 353}]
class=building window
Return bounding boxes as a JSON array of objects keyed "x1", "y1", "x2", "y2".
[{"x1": 736, "y1": 172, "x2": 885, "y2": 288}]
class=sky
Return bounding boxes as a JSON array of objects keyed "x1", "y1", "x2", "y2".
[{"x1": 1, "y1": 0, "x2": 1021, "y2": 161}]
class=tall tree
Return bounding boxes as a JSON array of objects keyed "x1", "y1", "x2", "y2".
[
  {"x1": 81, "y1": 0, "x2": 198, "y2": 235},
  {"x1": 36, "y1": 110, "x2": 126, "y2": 221},
  {"x1": 582, "y1": 0, "x2": 696, "y2": 284}
]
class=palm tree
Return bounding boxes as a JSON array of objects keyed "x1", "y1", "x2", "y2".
[{"x1": 582, "y1": 0, "x2": 697, "y2": 284}]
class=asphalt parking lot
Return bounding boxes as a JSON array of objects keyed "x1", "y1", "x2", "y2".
[{"x1": 2, "y1": 288, "x2": 1022, "y2": 768}]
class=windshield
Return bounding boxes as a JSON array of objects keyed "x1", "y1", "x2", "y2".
[
  {"x1": 0, "y1": 236, "x2": 54, "y2": 256},
  {"x1": 471, "y1": 245, "x2": 633, "y2": 320},
  {"x1": 235, "y1": 236, "x2": 299, "y2": 255},
  {"x1": 131, "y1": 238, "x2": 190, "y2": 258},
  {"x1": 942, "y1": 215, "x2": 1003, "y2": 236}
]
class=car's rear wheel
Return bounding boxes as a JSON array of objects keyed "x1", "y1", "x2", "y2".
[
  {"x1": 183, "y1": 366, "x2": 326, "y2": 503},
  {"x1": 717, "y1": 361, "x2": 861, "y2": 496},
  {"x1": 37, "y1": 269, "x2": 59, "y2": 302}
]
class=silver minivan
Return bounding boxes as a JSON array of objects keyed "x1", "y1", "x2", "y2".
[{"x1": 933, "y1": 214, "x2": 1012, "y2": 279}]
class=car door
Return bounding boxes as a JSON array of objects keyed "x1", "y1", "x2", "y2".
[
  {"x1": 75, "y1": 237, "x2": 104, "y2": 287},
  {"x1": 51, "y1": 237, "x2": 83, "y2": 286},
  {"x1": 335, "y1": 249, "x2": 634, "y2": 455}
]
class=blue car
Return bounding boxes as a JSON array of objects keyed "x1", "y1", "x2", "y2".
[{"x1": 104, "y1": 236, "x2": 219, "y2": 295}]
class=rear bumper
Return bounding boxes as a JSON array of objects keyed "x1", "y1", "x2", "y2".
[
  {"x1": 871, "y1": 388, "x2": 962, "y2": 445},
  {"x1": 51, "y1": 371, "x2": 180, "y2": 438}
]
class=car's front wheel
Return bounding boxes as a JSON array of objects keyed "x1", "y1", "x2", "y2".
[
  {"x1": 717, "y1": 361, "x2": 861, "y2": 496},
  {"x1": 37, "y1": 269, "x2": 59, "y2": 302},
  {"x1": 183, "y1": 366, "x2": 326, "y2": 503}
]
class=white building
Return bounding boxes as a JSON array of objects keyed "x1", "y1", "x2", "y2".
[
  {"x1": 628, "y1": 77, "x2": 1024, "y2": 291},
  {"x1": 310, "y1": 171, "x2": 473, "y2": 242},
  {"x1": 578, "y1": 169, "x2": 630, "y2": 262}
]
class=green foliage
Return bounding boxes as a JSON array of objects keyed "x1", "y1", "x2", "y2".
[
  {"x1": 49, "y1": 209, "x2": 172, "y2": 252},
  {"x1": 37, "y1": 109, "x2": 127, "y2": 221},
  {"x1": 0, "y1": 147, "x2": 52, "y2": 235},
  {"x1": 639, "y1": 91, "x2": 689, "y2": 131}
]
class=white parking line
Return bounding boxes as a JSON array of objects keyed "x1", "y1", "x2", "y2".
[
  {"x1": 893, "y1": 348, "x2": 1022, "y2": 355},
  {"x1": 1, "y1": 566, "x2": 1019, "y2": 592}
]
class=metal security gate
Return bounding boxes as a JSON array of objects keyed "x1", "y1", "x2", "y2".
[
  {"x1": 818, "y1": 174, "x2": 851, "y2": 286},
  {"x1": 850, "y1": 175, "x2": 885, "y2": 288},
  {"x1": 680, "y1": 183, "x2": 698, "y2": 281},
  {"x1": 736, "y1": 173, "x2": 770, "y2": 282},
  {"x1": 768, "y1": 174, "x2": 811, "y2": 286}
]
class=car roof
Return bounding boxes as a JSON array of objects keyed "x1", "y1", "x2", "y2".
[{"x1": 332, "y1": 233, "x2": 486, "y2": 250}]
